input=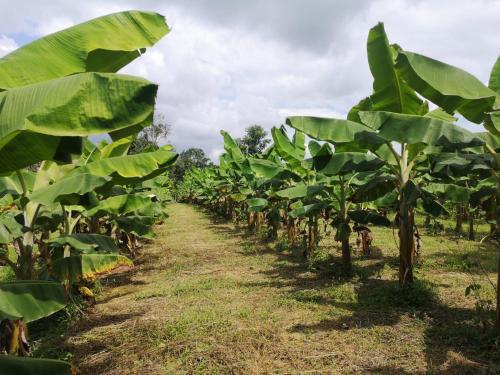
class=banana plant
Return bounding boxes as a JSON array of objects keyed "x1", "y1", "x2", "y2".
[
  {"x1": 0, "y1": 281, "x2": 72, "y2": 372},
  {"x1": 286, "y1": 23, "x2": 486, "y2": 284},
  {"x1": 0, "y1": 10, "x2": 172, "y2": 371}
]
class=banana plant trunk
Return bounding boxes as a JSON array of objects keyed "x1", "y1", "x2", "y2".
[
  {"x1": 341, "y1": 237, "x2": 351, "y2": 272},
  {"x1": 398, "y1": 198, "x2": 415, "y2": 284},
  {"x1": 468, "y1": 207, "x2": 475, "y2": 241},
  {"x1": 455, "y1": 204, "x2": 463, "y2": 233},
  {"x1": 247, "y1": 211, "x2": 255, "y2": 231},
  {"x1": 339, "y1": 179, "x2": 351, "y2": 273},
  {"x1": 287, "y1": 217, "x2": 296, "y2": 245},
  {"x1": 307, "y1": 216, "x2": 315, "y2": 258}
]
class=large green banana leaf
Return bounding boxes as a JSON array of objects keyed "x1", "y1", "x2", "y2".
[
  {"x1": 84, "y1": 194, "x2": 152, "y2": 217},
  {"x1": 0, "y1": 356, "x2": 72, "y2": 375},
  {"x1": 51, "y1": 254, "x2": 133, "y2": 283},
  {"x1": 313, "y1": 152, "x2": 384, "y2": 175},
  {"x1": 275, "y1": 184, "x2": 323, "y2": 199},
  {"x1": 0, "y1": 281, "x2": 66, "y2": 322},
  {"x1": 423, "y1": 183, "x2": 470, "y2": 203},
  {"x1": 285, "y1": 116, "x2": 386, "y2": 146},
  {"x1": 289, "y1": 203, "x2": 328, "y2": 218},
  {"x1": 29, "y1": 174, "x2": 111, "y2": 205},
  {"x1": 50, "y1": 234, "x2": 119, "y2": 253},
  {"x1": 358, "y1": 111, "x2": 485, "y2": 149},
  {"x1": 29, "y1": 149, "x2": 177, "y2": 205},
  {"x1": 0, "y1": 72, "x2": 158, "y2": 173},
  {"x1": 367, "y1": 23, "x2": 423, "y2": 114},
  {"x1": 66, "y1": 146, "x2": 178, "y2": 185},
  {"x1": 113, "y1": 215, "x2": 156, "y2": 238},
  {"x1": 246, "y1": 198, "x2": 268, "y2": 212},
  {"x1": 396, "y1": 51, "x2": 497, "y2": 123},
  {"x1": 0, "y1": 11, "x2": 169, "y2": 90}
]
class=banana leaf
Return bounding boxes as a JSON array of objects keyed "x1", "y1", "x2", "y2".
[
  {"x1": 0, "y1": 281, "x2": 66, "y2": 322},
  {"x1": 29, "y1": 174, "x2": 111, "y2": 206},
  {"x1": 0, "y1": 356, "x2": 73, "y2": 375},
  {"x1": 367, "y1": 23, "x2": 423, "y2": 114},
  {"x1": 275, "y1": 184, "x2": 323, "y2": 199},
  {"x1": 0, "y1": 10, "x2": 169, "y2": 89},
  {"x1": 348, "y1": 210, "x2": 391, "y2": 226},
  {"x1": 50, "y1": 234, "x2": 119, "y2": 253},
  {"x1": 313, "y1": 152, "x2": 384, "y2": 175},
  {"x1": 0, "y1": 72, "x2": 158, "y2": 173},
  {"x1": 246, "y1": 198, "x2": 268, "y2": 212},
  {"x1": 396, "y1": 50, "x2": 497, "y2": 123},
  {"x1": 51, "y1": 254, "x2": 133, "y2": 283},
  {"x1": 84, "y1": 194, "x2": 152, "y2": 217},
  {"x1": 289, "y1": 203, "x2": 328, "y2": 218},
  {"x1": 359, "y1": 111, "x2": 485, "y2": 149}
]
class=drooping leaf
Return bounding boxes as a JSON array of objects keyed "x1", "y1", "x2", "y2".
[
  {"x1": 246, "y1": 198, "x2": 268, "y2": 212},
  {"x1": 289, "y1": 203, "x2": 328, "y2": 218},
  {"x1": 275, "y1": 184, "x2": 323, "y2": 199},
  {"x1": 286, "y1": 116, "x2": 385, "y2": 146},
  {"x1": 29, "y1": 173, "x2": 111, "y2": 206},
  {"x1": 359, "y1": 111, "x2": 485, "y2": 149},
  {"x1": 51, "y1": 254, "x2": 133, "y2": 283},
  {"x1": 351, "y1": 175, "x2": 398, "y2": 203},
  {"x1": 423, "y1": 183, "x2": 470, "y2": 203},
  {"x1": 113, "y1": 215, "x2": 156, "y2": 238},
  {"x1": 348, "y1": 210, "x2": 391, "y2": 226},
  {"x1": 66, "y1": 146, "x2": 178, "y2": 185},
  {"x1": 0, "y1": 281, "x2": 66, "y2": 322},
  {"x1": 50, "y1": 234, "x2": 119, "y2": 253},
  {"x1": 84, "y1": 194, "x2": 152, "y2": 217},
  {"x1": 0, "y1": 355, "x2": 73, "y2": 375},
  {"x1": 0, "y1": 73, "x2": 158, "y2": 173},
  {"x1": 396, "y1": 51, "x2": 497, "y2": 123},
  {"x1": 313, "y1": 152, "x2": 384, "y2": 175}
]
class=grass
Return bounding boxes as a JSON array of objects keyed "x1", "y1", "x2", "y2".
[{"x1": 6, "y1": 203, "x2": 499, "y2": 374}]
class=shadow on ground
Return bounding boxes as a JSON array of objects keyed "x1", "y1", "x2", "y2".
[{"x1": 201, "y1": 207, "x2": 500, "y2": 374}]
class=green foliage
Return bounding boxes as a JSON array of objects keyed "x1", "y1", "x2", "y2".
[{"x1": 0, "y1": 281, "x2": 66, "y2": 322}]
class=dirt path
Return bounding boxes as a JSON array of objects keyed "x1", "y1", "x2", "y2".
[{"x1": 61, "y1": 203, "x2": 497, "y2": 374}]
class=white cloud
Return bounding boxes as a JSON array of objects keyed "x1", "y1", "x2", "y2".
[
  {"x1": 0, "y1": 0, "x2": 498, "y2": 160},
  {"x1": 0, "y1": 35, "x2": 18, "y2": 57}
]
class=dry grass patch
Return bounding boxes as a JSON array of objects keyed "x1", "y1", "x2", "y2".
[{"x1": 30, "y1": 204, "x2": 499, "y2": 374}]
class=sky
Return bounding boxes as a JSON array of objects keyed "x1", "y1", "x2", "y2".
[{"x1": 0, "y1": 0, "x2": 499, "y2": 160}]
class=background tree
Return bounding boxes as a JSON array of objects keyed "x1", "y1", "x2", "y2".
[
  {"x1": 129, "y1": 113, "x2": 171, "y2": 154},
  {"x1": 171, "y1": 147, "x2": 211, "y2": 181},
  {"x1": 237, "y1": 125, "x2": 271, "y2": 155}
]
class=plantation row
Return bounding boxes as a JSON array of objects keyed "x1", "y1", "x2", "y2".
[
  {"x1": 0, "y1": 11, "x2": 176, "y2": 374},
  {"x1": 177, "y1": 23, "x2": 500, "y2": 337},
  {"x1": 0, "y1": 8, "x2": 498, "y2": 375}
]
